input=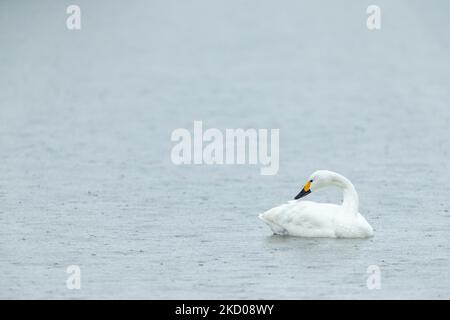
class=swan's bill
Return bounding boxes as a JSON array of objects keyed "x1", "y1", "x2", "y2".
[{"x1": 294, "y1": 180, "x2": 312, "y2": 199}]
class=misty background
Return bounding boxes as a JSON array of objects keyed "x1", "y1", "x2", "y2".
[{"x1": 1, "y1": 0, "x2": 449, "y2": 298}]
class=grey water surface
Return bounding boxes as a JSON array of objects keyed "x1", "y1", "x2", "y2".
[{"x1": 1, "y1": 0, "x2": 449, "y2": 299}]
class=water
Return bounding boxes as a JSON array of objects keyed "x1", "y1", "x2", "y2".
[{"x1": 1, "y1": 0, "x2": 449, "y2": 299}]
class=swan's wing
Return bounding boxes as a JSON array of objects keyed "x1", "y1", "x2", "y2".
[{"x1": 260, "y1": 200, "x2": 341, "y2": 237}]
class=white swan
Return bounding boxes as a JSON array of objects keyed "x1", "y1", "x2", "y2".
[{"x1": 259, "y1": 170, "x2": 374, "y2": 238}]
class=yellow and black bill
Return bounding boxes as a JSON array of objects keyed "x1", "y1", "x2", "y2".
[{"x1": 294, "y1": 180, "x2": 312, "y2": 200}]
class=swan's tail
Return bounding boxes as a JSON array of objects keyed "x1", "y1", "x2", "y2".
[{"x1": 258, "y1": 212, "x2": 286, "y2": 235}]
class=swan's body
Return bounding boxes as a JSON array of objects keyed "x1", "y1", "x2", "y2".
[{"x1": 259, "y1": 170, "x2": 373, "y2": 238}]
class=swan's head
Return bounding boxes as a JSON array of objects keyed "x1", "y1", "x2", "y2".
[{"x1": 294, "y1": 170, "x2": 338, "y2": 200}]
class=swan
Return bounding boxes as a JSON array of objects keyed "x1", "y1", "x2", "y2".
[{"x1": 259, "y1": 170, "x2": 374, "y2": 238}]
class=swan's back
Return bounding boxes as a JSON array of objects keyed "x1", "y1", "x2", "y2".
[
  {"x1": 259, "y1": 200, "x2": 339, "y2": 237},
  {"x1": 259, "y1": 200, "x2": 373, "y2": 238}
]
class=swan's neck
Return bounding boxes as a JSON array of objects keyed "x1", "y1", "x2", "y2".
[{"x1": 334, "y1": 175, "x2": 359, "y2": 215}]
